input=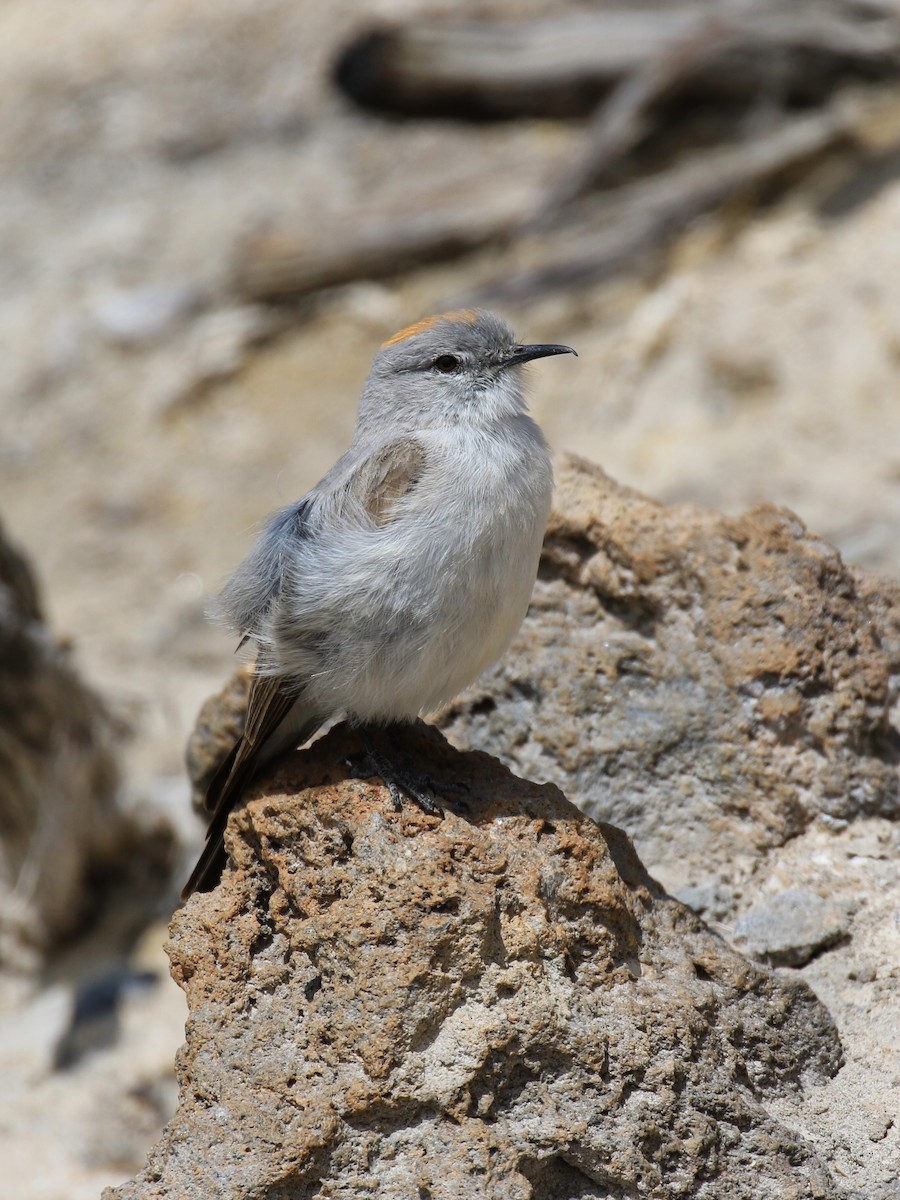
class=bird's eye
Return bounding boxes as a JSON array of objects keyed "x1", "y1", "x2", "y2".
[{"x1": 433, "y1": 354, "x2": 460, "y2": 373}]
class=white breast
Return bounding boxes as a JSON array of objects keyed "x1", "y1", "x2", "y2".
[
  {"x1": 273, "y1": 417, "x2": 553, "y2": 723},
  {"x1": 353, "y1": 420, "x2": 552, "y2": 718}
]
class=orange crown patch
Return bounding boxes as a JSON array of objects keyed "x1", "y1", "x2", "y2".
[{"x1": 382, "y1": 309, "x2": 478, "y2": 348}]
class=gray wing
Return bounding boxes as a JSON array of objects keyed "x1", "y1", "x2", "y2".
[
  {"x1": 340, "y1": 436, "x2": 428, "y2": 527},
  {"x1": 214, "y1": 497, "x2": 313, "y2": 640},
  {"x1": 214, "y1": 437, "x2": 426, "y2": 640},
  {"x1": 182, "y1": 440, "x2": 429, "y2": 898}
]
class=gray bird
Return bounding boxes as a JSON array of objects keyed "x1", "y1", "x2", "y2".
[{"x1": 182, "y1": 309, "x2": 575, "y2": 898}]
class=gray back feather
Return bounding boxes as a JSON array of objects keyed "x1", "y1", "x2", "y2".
[{"x1": 212, "y1": 499, "x2": 311, "y2": 637}]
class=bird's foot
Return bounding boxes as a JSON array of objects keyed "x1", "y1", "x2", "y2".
[{"x1": 349, "y1": 727, "x2": 444, "y2": 817}]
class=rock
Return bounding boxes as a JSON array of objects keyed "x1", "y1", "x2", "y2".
[
  {"x1": 731, "y1": 889, "x2": 850, "y2": 968},
  {"x1": 865, "y1": 1110, "x2": 894, "y2": 1144},
  {"x1": 0, "y1": 520, "x2": 171, "y2": 970},
  {"x1": 670, "y1": 880, "x2": 732, "y2": 921},
  {"x1": 189, "y1": 456, "x2": 899, "y2": 908},
  {"x1": 109, "y1": 723, "x2": 842, "y2": 1200},
  {"x1": 439, "y1": 455, "x2": 899, "y2": 898},
  {"x1": 852, "y1": 566, "x2": 900, "y2": 729}
]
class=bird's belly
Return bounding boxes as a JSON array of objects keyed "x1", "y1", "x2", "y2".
[
  {"x1": 316, "y1": 511, "x2": 545, "y2": 722},
  {"x1": 284, "y1": 426, "x2": 552, "y2": 723},
  {"x1": 404, "y1": 558, "x2": 534, "y2": 714}
]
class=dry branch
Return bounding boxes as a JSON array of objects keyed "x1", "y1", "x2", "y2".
[
  {"x1": 237, "y1": 3, "x2": 900, "y2": 305},
  {"x1": 334, "y1": 1, "x2": 900, "y2": 121},
  {"x1": 469, "y1": 99, "x2": 863, "y2": 305},
  {"x1": 334, "y1": 8, "x2": 708, "y2": 119},
  {"x1": 233, "y1": 193, "x2": 533, "y2": 302},
  {"x1": 540, "y1": 0, "x2": 900, "y2": 215}
]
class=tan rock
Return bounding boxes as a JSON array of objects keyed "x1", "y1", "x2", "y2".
[
  {"x1": 441, "y1": 455, "x2": 898, "y2": 893},
  {"x1": 110, "y1": 724, "x2": 840, "y2": 1199}
]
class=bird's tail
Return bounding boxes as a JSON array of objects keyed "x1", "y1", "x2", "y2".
[
  {"x1": 181, "y1": 680, "x2": 324, "y2": 899},
  {"x1": 180, "y1": 742, "x2": 253, "y2": 899}
]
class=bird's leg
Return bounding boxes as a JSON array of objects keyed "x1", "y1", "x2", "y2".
[
  {"x1": 352, "y1": 725, "x2": 443, "y2": 816},
  {"x1": 398, "y1": 719, "x2": 472, "y2": 799}
]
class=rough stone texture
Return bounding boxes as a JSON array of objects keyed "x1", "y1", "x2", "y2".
[
  {"x1": 749, "y1": 818, "x2": 900, "y2": 1199},
  {"x1": 111, "y1": 723, "x2": 842, "y2": 1200},
  {"x1": 438, "y1": 455, "x2": 899, "y2": 893},
  {"x1": 852, "y1": 567, "x2": 900, "y2": 730},
  {"x1": 731, "y1": 890, "x2": 850, "y2": 969},
  {"x1": 0, "y1": 520, "x2": 124, "y2": 967}
]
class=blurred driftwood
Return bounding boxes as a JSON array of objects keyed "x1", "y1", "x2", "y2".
[
  {"x1": 233, "y1": 191, "x2": 538, "y2": 302},
  {"x1": 470, "y1": 99, "x2": 863, "y2": 305},
  {"x1": 540, "y1": 0, "x2": 900, "y2": 216},
  {"x1": 237, "y1": 2, "x2": 900, "y2": 304},
  {"x1": 234, "y1": 95, "x2": 872, "y2": 306},
  {"x1": 334, "y1": 8, "x2": 707, "y2": 119},
  {"x1": 334, "y1": 1, "x2": 900, "y2": 121}
]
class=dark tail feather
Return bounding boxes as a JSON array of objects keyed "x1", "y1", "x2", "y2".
[
  {"x1": 180, "y1": 813, "x2": 229, "y2": 900},
  {"x1": 181, "y1": 691, "x2": 326, "y2": 900},
  {"x1": 202, "y1": 737, "x2": 243, "y2": 814},
  {"x1": 181, "y1": 674, "x2": 301, "y2": 900},
  {"x1": 180, "y1": 746, "x2": 260, "y2": 900}
]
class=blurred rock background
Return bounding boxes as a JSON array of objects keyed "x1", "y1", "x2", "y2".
[{"x1": 1, "y1": 0, "x2": 899, "y2": 1196}]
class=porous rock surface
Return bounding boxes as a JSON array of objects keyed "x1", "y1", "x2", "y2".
[
  {"x1": 110, "y1": 724, "x2": 841, "y2": 1200},
  {"x1": 441, "y1": 454, "x2": 899, "y2": 889},
  {"x1": 0, "y1": 520, "x2": 124, "y2": 967}
]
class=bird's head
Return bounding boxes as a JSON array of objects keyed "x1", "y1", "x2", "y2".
[{"x1": 356, "y1": 309, "x2": 575, "y2": 434}]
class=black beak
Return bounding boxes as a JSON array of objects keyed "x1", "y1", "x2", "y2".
[{"x1": 504, "y1": 343, "x2": 577, "y2": 368}]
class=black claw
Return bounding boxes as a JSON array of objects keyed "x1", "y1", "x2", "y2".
[
  {"x1": 378, "y1": 758, "x2": 443, "y2": 817},
  {"x1": 356, "y1": 727, "x2": 444, "y2": 818},
  {"x1": 404, "y1": 782, "x2": 442, "y2": 816},
  {"x1": 384, "y1": 777, "x2": 405, "y2": 812}
]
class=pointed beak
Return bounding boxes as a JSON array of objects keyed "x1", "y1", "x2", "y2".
[{"x1": 503, "y1": 343, "x2": 577, "y2": 368}]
